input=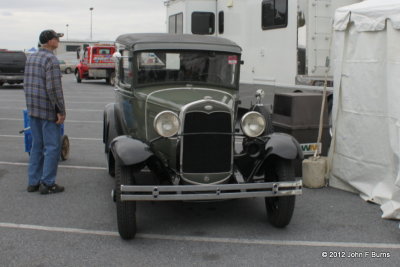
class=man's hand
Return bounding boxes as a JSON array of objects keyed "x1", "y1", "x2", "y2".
[{"x1": 56, "y1": 113, "x2": 66, "y2": 124}]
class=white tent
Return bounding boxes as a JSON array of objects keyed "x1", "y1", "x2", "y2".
[{"x1": 328, "y1": 0, "x2": 400, "y2": 219}]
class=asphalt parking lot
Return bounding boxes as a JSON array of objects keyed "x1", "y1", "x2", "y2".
[{"x1": 0, "y1": 75, "x2": 399, "y2": 267}]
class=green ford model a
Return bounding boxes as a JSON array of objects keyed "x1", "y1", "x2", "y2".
[{"x1": 103, "y1": 33, "x2": 303, "y2": 240}]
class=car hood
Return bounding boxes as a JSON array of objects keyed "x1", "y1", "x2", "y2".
[{"x1": 142, "y1": 87, "x2": 237, "y2": 112}]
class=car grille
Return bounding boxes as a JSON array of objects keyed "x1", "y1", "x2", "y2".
[
  {"x1": 0, "y1": 66, "x2": 24, "y2": 74},
  {"x1": 182, "y1": 111, "x2": 232, "y2": 173}
]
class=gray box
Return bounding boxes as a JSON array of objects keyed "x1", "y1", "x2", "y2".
[{"x1": 272, "y1": 93, "x2": 331, "y2": 177}]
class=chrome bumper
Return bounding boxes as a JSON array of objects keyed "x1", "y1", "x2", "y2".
[
  {"x1": 120, "y1": 180, "x2": 302, "y2": 201},
  {"x1": 0, "y1": 75, "x2": 24, "y2": 80}
]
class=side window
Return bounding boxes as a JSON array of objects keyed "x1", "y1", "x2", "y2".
[
  {"x1": 169, "y1": 13, "x2": 183, "y2": 34},
  {"x1": 218, "y1": 11, "x2": 224, "y2": 34},
  {"x1": 262, "y1": 0, "x2": 288, "y2": 30},
  {"x1": 176, "y1": 13, "x2": 183, "y2": 34},
  {"x1": 192, "y1": 12, "x2": 215, "y2": 35},
  {"x1": 169, "y1": 15, "x2": 176, "y2": 33},
  {"x1": 120, "y1": 50, "x2": 132, "y2": 86}
]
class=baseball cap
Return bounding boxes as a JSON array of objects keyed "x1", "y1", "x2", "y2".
[{"x1": 39, "y1": 30, "x2": 64, "y2": 44}]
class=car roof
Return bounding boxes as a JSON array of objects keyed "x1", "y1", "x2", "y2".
[{"x1": 116, "y1": 33, "x2": 242, "y2": 54}]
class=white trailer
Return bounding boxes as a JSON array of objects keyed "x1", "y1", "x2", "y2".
[{"x1": 165, "y1": 0, "x2": 361, "y2": 106}]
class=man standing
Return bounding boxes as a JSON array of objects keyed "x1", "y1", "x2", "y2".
[{"x1": 24, "y1": 29, "x2": 66, "y2": 194}]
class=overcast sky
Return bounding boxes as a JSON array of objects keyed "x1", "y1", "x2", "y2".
[{"x1": 0, "y1": 0, "x2": 167, "y2": 51}]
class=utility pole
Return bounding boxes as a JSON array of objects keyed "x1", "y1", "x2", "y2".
[
  {"x1": 90, "y1": 7, "x2": 94, "y2": 40},
  {"x1": 66, "y1": 24, "x2": 69, "y2": 40}
]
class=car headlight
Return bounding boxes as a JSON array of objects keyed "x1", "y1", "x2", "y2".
[
  {"x1": 154, "y1": 111, "x2": 180, "y2": 137},
  {"x1": 240, "y1": 111, "x2": 266, "y2": 137}
]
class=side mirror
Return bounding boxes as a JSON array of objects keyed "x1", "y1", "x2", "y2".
[{"x1": 113, "y1": 52, "x2": 122, "y2": 61}]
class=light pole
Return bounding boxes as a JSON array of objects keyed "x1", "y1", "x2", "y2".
[
  {"x1": 66, "y1": 24, "x2": 69, "y2": 40},
  {"x1": 90, "y1": 7, "x2": 94, "y2": 40}
]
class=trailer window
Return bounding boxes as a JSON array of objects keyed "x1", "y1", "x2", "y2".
[
  {"x1": 218, "y1": 11, "x2": 224, "y2": 34},
  {"x1": 66, "y1": 45, "x2": 80, "y2": 52},
  {"x1": 262, "y1": 0, "x2": 288, "y2": 30},
  {"x1": 169, "y1": 13, "x2": 183, "y2": 34},
  {"x1": 192, "y1": 12, "x2": 215, "y2": 35}
]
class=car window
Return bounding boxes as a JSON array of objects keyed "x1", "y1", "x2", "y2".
[
  {"x1": 136, "y1": 50, "x2": 239, "y2": 89},
  {"x1": 99, "y1": 48, "x2": 111, "y2": 55},
  {"x1": 120, "y1": 50, "x2": 133, "y2": 86}
]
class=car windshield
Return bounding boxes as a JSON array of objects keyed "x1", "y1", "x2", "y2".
[{"x1": 135, "y1": 50, "x2": 239, "y2": 88}]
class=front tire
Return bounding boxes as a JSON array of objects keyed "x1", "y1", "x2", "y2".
[
  {"x1": 106, "y1": 72, "x2": 116, "y2": 86},
  {"x1": 265, "y1": 158, "x2": 296, "y2": 228},
  {"x1": 65, "y1": 68, "x2": 72, "y2": 74},
  {"x1": 75, "y1": 71, "x2": 82, "y2": 83},
  {"x1": 115, "y1": 158, "x2": 137, "y2": 239}
]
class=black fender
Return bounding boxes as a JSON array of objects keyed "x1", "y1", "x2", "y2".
[
  {"x1": 110, "y1": 136, "x2": 153, "y2": 166},
  {"x1": 103, "y1": 103, "x2": 119, "y2": 152},
  {"x1": 234, "y1": 133, "x2": 303, "y2": 182},
  {"x1": 265, "y1": 133, "x2": 303, "y2": 160}
]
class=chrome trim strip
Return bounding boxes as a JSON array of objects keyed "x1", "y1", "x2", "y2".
[{"x1": 120, "y1": 180, "x2": 302, "y2": 201}]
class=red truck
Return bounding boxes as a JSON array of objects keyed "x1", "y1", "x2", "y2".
[{"x1": 75, "y1": 44, "x2": 116, "y2": 85}]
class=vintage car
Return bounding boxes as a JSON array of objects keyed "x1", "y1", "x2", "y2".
[
  {"x1": 0, "y1": 50, "x2": 26, "y2": 86},
  {"x1": 103, "y1": 33, "x2": 303, "y2": 240},
  {"x1": 58, "y1": 59, "x2": 77, "y2": 74}
]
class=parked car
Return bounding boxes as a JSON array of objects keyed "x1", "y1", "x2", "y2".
[
  {"x1": 103, "y1": 33, "x2": 303, "y2": 240},
  {"x1": 58, "y1": 60, "x2": 76, "y2": 74},
  {"x1": 0, "y1": 50, "x2": 26, "y2": 86}
]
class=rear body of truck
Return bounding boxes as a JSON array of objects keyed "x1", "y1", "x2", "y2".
[{"x1": 75, "y1": 44, "x2": 116, "y2": 85}]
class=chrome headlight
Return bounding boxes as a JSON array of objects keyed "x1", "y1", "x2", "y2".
[
  {"x1": 154, "y1": 111, "x2": 180, "y2": 137},
  {"x1": 240, "y1": 111, "x2": 266, "y2": 137}
]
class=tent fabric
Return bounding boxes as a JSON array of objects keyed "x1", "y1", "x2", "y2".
[
  {"x1": 334, "y1": 0, "x2": 400, "y2": 31},
  {"x1": 329, "y1": 0, "x2": 400, "y2": 219}
]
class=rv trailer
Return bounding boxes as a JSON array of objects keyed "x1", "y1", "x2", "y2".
[{"x1": 165, "y1": 0, "x2": 361, "y2": 107}]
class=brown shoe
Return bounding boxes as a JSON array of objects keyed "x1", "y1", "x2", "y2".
[{"x1": 39, "y1": 184, "x2": 65, "y2": 194}]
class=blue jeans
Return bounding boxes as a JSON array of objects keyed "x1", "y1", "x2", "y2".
[{"x1": 28, "y1": 117, "x2": 61, "y2": 186}]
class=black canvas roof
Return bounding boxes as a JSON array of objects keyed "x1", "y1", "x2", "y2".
[{"x1": 116, "y1": 33, "x2": 241, "y2": 54}]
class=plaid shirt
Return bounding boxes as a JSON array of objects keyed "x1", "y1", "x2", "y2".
[{"x1": 24, "y1": 48, "x2": 65, "y2": 121}]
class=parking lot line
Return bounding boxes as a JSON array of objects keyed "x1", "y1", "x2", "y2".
[
  {"x1": 0, "y1": 161, "x2": 153, "y2": 172},
  {"x1": 0, "y1": 161, "x2": 107, "y2": 170},
  {"x1": 0, "y1": 118, "x2": 102, "y2": 124},
  {"x1": 0, "y1": 135, "x2": 102, "y2": 141},
  {"x1": 0, "y1": 100, "x2": 110, "y2": 104},
  {"x1": 0, "y1": 222, "x2": 399, "y2": 249},
  {"x1": 0, "y1": 107, "x2": 103, "y2": 112}
]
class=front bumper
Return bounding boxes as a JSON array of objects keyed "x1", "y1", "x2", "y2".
[
  {"x1": 0, "y1": 75, "x2": 24, "y2": 81},
  {"x1": 120, "y1": 180, "x2": 302, "y2": 201}
]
